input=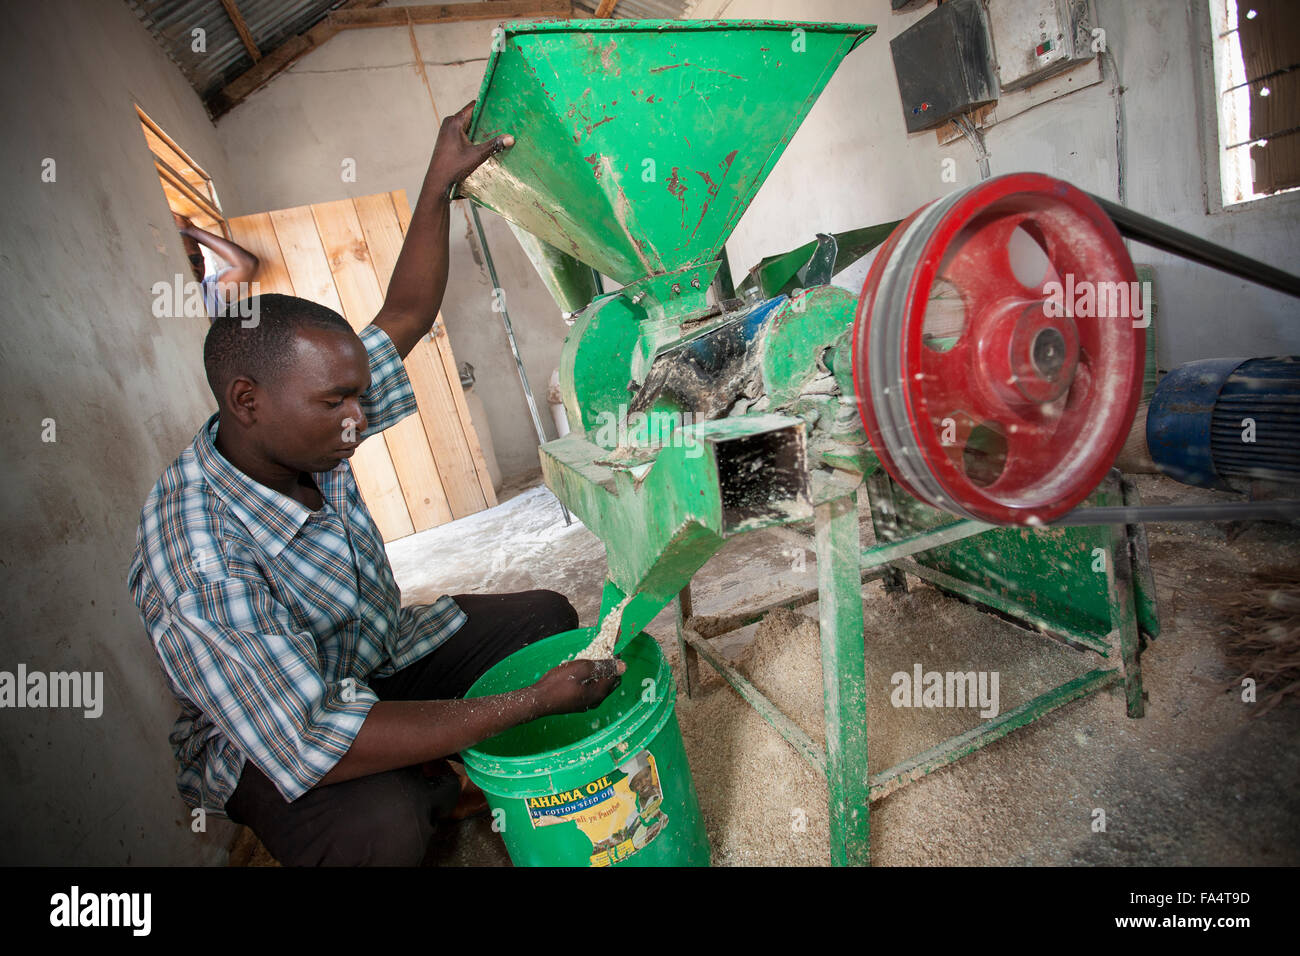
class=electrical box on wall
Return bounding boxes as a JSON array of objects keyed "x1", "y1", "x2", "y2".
[
  {"x1": 890, "y1": 0, "x2": 1000, "y2": 134},
  {"x1": 987, "y1": 0, "x2": 1098, "y2": 92}
]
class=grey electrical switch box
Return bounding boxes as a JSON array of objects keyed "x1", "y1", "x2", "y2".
[
  {"x1": 987, "y1": 0, "x2": 1098, "y2": 92},
  {"x1": 890, "y1": 0, "x2": 1000, "y2": 134}
]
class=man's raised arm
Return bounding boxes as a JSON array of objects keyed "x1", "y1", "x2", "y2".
[{"x1": 373, "y1": 101, "x2": 513, "y2": 359}]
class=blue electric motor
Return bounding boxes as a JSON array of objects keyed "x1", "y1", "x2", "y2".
[{"x1": 1146, "y1": 356, "x2": 1300, "y2": 491}]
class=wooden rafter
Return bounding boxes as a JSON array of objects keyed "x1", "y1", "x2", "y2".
[
  {"x1": 329, "y1": 0, "x2": 570, "y2": 28},
  {"x1": 218, "y1": 0, "x2": 261, "y2": 62},
  {"x1": 594, "y1": 0, "x2": 620, "y2": 17},
  {"x1": 207, "y1": 0, "x2": 382, "y2": 117},
  {"x1": 208, "y1": 0, "x2": 572, "y2": 117}
]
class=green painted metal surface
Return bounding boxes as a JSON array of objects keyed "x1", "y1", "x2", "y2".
[
  {"x1": 866, "y1": 472, "x2": 1161, "y2": 646},
  {"x1": 558, "y1": 277, "x2": 878, "y2": 478},
  {"x1": 1122, "y1": 475, "x2": 1161, "y2": 641},
  {"x1": 740, "y1": 219, "x2": 902, "y2": 300},
  {"x1": 760, "y1": 286, "x2": 856, "y2": 409},
  {"x1": 460, "y1": 19, "x2": 875, "y2": 284},
  {"x1": 542, "y1": 413, "x2": 813, "y2": 645},
  {"x1": 559, "y1": 262, "x2": 725, "y2": 442},
  {"x1": 893, "y1": 558, "x2": 1110, "y2": 655},
  {"x1": 1104, "y1": 515, "x2": 1146, "y2": 717},
  {"x1": 506, "y1": 221, "x2": 598, "y2": 314},
  {"x1": 815, "y1": 493, "x2": 871, "y2": 866}
]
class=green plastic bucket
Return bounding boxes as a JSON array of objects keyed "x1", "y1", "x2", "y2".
[{"x1": 461, "y1": 627, "x2": 710, "y2": 867}]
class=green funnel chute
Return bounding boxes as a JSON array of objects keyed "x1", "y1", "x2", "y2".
[{"x1": 460, "y1": 19, "x2": 874, "y2": 285}]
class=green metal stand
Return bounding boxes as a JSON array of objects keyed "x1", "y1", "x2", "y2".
[
  {"x1": 815, "y1": 493, "x2": 871, "y2": 866},
  {"x1": 676, "y1": 470, "x2": 1158, "y2": 865}
]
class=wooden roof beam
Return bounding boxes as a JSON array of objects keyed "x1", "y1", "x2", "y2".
[
  {"x1": 218, "y1": 0, "x2": 261, "y2": 62},
  {"x1": 207, "y1": 0, "x2": 385, "y2": 117},
  {"x1": 329, "y1": 1, "x2": 571, "y2": 29}
]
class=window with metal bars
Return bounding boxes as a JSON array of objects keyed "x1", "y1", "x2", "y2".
[
  {"x1": 136, "y1": 104, "x2": 229, "y2": 238},
  {"x1": 1209, "y1": 0, "x2": 1300, "y2": 205}
]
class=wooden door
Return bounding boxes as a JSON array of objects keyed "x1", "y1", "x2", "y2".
[{"x1": 228, "y1": 191, "x2": 497, "y2": 541}]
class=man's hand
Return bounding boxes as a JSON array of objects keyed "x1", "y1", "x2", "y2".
[
  {"x1": 530, "y1": 659, "x2": 626, "y2": 717},
  {"x1": 172, "y1": 211, "x2": 193, "y2": 231},
  {"x1": 318, "y1": 657, "x2": 624, "y2": 788},
  {"x1": 426, "y1": 100, "x2": 515, "y2": 196},
  {"x1": 372, "y1": 101, "x2": 515, "y2": 358}
]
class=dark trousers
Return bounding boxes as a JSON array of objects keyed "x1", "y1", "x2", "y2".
[{"x1": 224, "y1": 589, "x2": 578, "y2": 866}]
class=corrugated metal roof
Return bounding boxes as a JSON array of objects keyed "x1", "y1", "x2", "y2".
[
  {"x1": 126, "y1": 0, "x2": 346, "y2": 100},
  {"x1": 125, "y1": 1, "x2": 695, "y2": 107}
]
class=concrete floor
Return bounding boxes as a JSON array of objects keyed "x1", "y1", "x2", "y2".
[{"x1": 375, "y1": 471, "x2": 1300, "y2": 866}]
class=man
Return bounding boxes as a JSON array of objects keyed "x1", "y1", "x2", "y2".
[
  {"x1": 173, "y1": 212, "x2": 260, "y2": 320},
  {"x1": 129, "y1": 102, "x2": 624, "y2": 866}
]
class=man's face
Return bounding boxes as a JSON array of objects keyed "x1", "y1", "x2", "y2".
[{"x1": 254, "y1": 326, "x2": 371, "y2": 475}]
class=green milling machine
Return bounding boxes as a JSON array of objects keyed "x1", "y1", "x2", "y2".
[{"x1": 456, "y1": 18, "x2": 1166, "y2": 865}]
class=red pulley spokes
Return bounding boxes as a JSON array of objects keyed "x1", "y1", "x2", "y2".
[{"x1": 852, "y1": 173, "x2": 1145, "y2": 525}]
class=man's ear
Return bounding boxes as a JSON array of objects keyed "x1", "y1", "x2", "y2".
[{"x1": 224, "y1": 375, "x2": 260, "y2": 427}]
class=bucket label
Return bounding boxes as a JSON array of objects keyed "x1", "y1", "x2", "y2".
[{"x1": 525, "y1": 750, "x2": 668, "y2": 867}]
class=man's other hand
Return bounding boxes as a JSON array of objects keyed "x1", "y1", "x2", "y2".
[
  {"x1": 427, "y1": 100, "x2": 514, "y2": 194},
  {"x1": 530, "y1": 658, "x2": 626, "y2": 718}
]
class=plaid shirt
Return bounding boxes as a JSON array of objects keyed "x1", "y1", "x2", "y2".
[{"x1": 128, "y1": 324, "x2": 466, "y2": 814}]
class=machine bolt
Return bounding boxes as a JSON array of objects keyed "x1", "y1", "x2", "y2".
[
  {"x1": 690, "y1": 276, "x2": 701, "y2": 289},
  {"x1": 631, "y1": 292, "x2": 645, "y2": 305},
  {"x1": 671, "y1": 283, "x2": 681, "y2": 295},
  {"x1": 1031, "y1": 327, "x2": 1067, "y2": 381}
]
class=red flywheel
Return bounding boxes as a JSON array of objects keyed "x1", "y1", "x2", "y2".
[{"x1": 851, "y1": 173, "x2": 1146, "y2": 525}]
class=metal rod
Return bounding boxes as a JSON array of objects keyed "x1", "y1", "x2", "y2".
[
  {"x1": 679, "y1": 627, "x2": 827, "y2": 775},
  {"x1": 860, "y1": 517, "x2": 996, "y2": 571},
  {"x1": 1223, "y1": 125, "x2": 1300, "y2": 151},
  {"x1": 1090, "y1": 193, "x2": 1300, "y2": 299},
  {"x1": 894, "y1": 558, "x2": 1113, "y2": 656},
  {"x1": 815, "y1": 492, "x2": 871, "y2": 866},
  {"x1": 867, "y1": 669, "x2": 1122, "y2": 802},
  {"x1": 761, "y1": 523, "x2": 817, "y2": 553},
  {"x1": 684, "y1": 564, "x2": 889, "y2": 640},
  {"x1": 1223, "y1": 63, "x2": 1299, "y2": 95},
  {"x1": 469, "y1": 204, "x2": 571, "y2": 526},
  {"x1": 1052, "y1": 500, "x2": 1300, "y2": 525},
  {"x1": 1105, "y1": 507, "x2": 1146, "y2": 717},
  {"x1": 674, "y1": 585, "x2": 697, "y2": 698}
]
